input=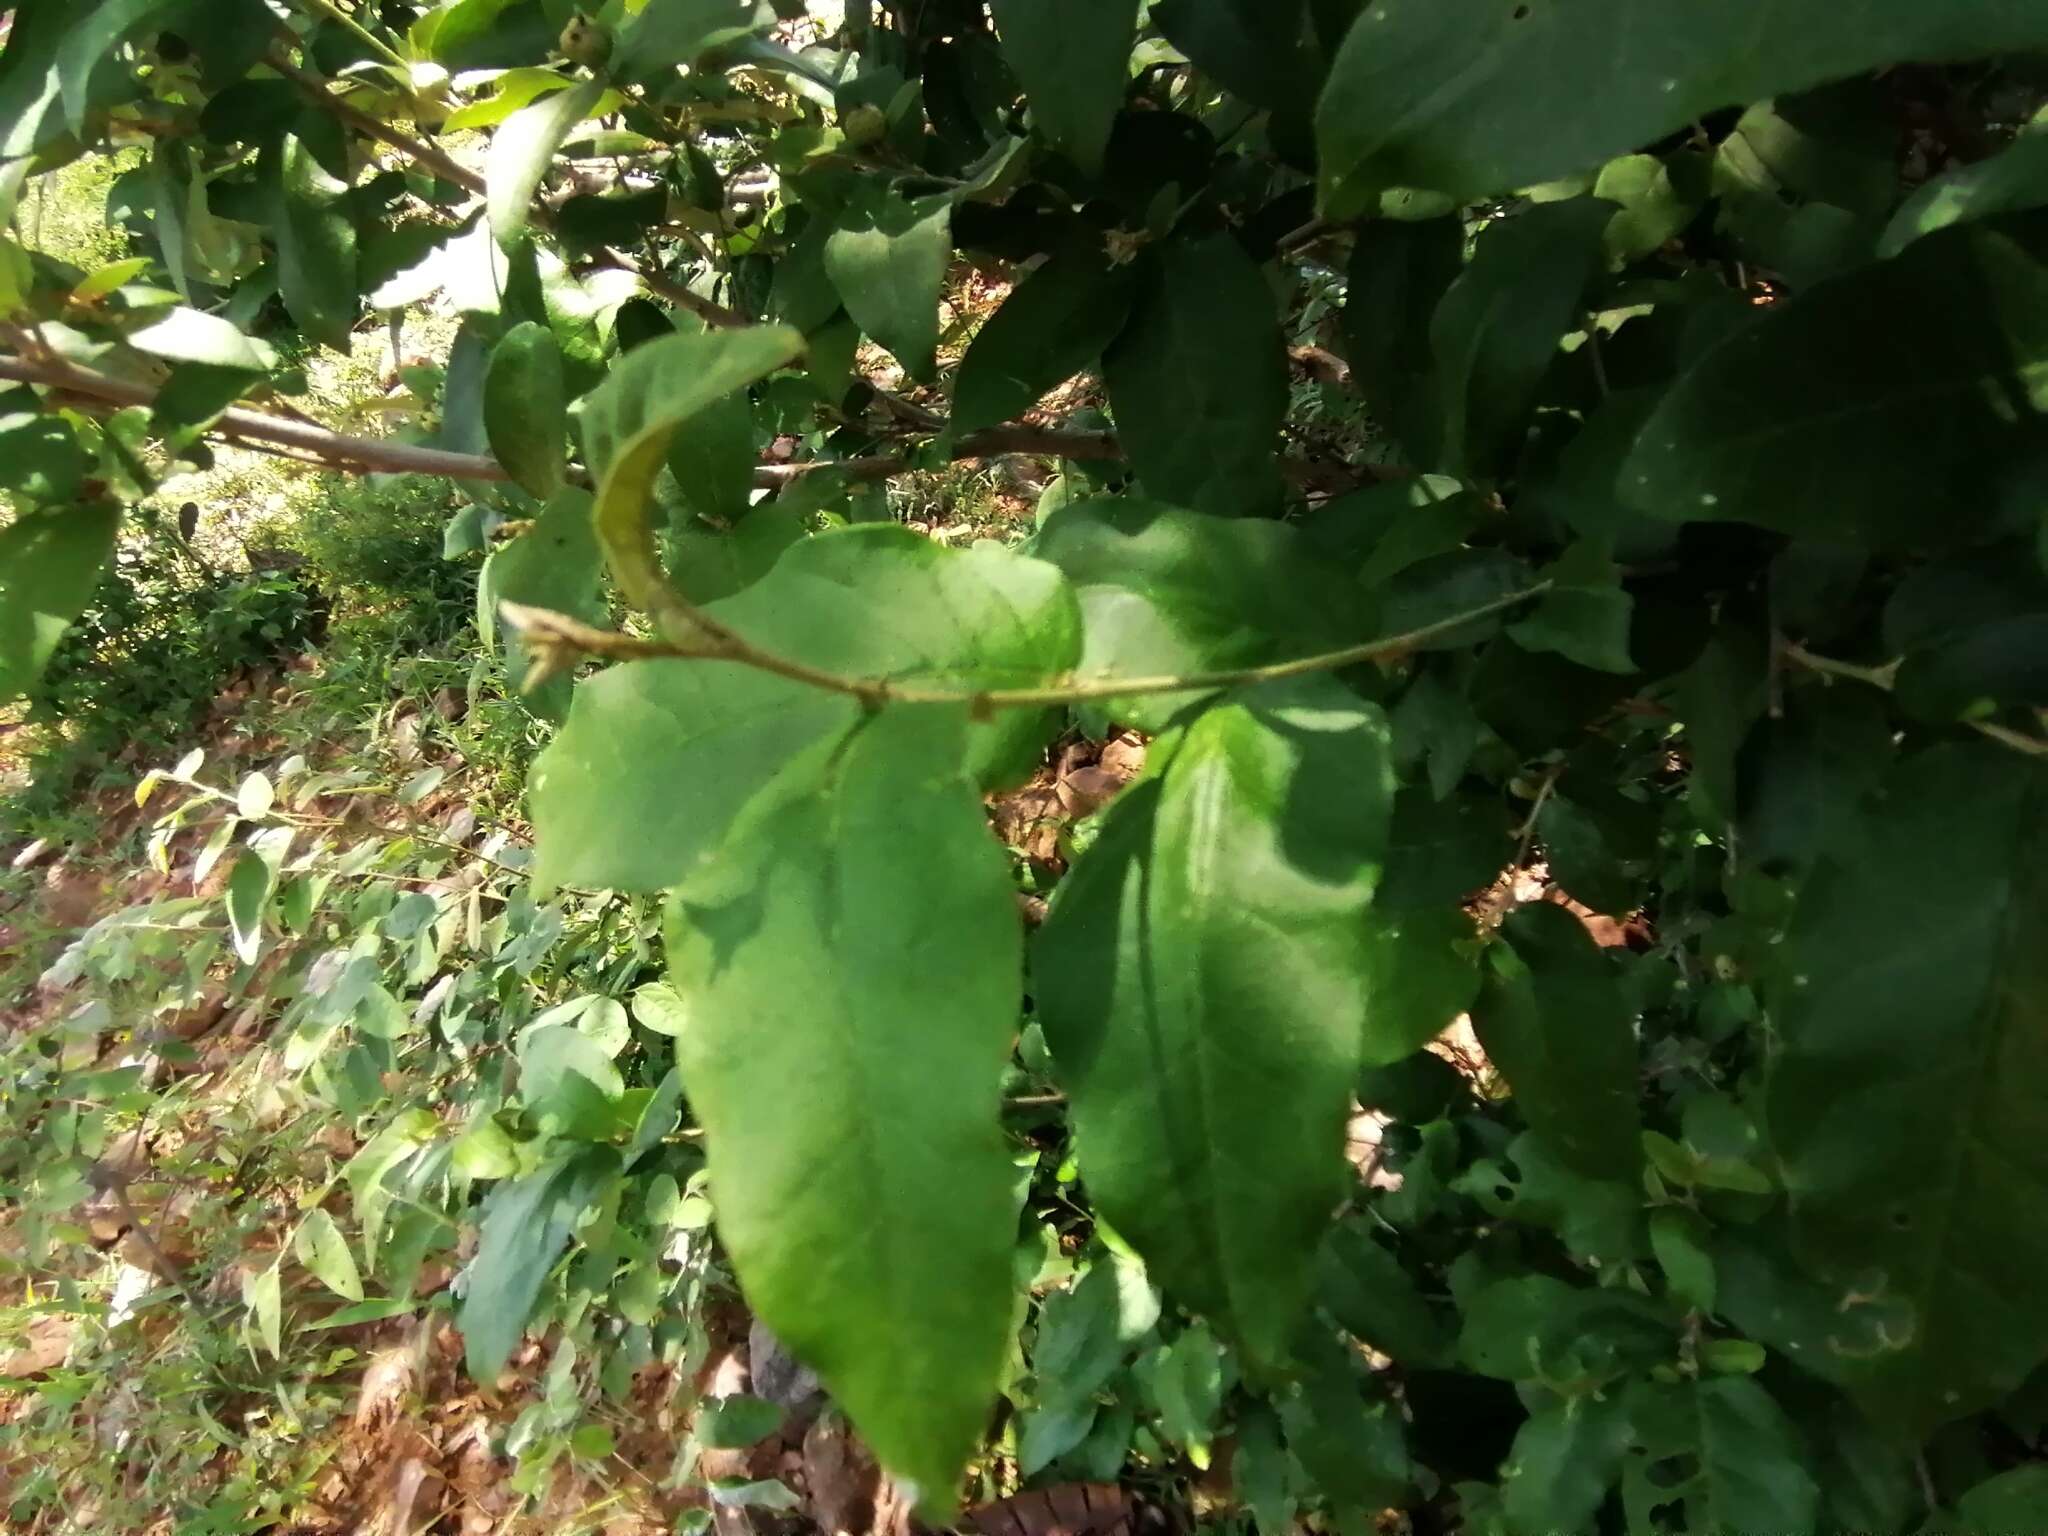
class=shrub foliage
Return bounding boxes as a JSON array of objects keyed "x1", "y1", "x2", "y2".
[{"x1": 5, "y1": 0, "x2": 2048, "y2": 1528}]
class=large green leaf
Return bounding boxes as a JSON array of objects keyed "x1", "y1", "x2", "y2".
[
  {"x1": 1619, "y1": 1377, "x2": 1820, "y2": 1535},
  {"x1": 459, "y1": 1150, "x2": 619, "y2": 1380},
  {"x1": 1470, "y1": 903, "x2": 1640, "y2": 1183},
  {"x1": 1033, "y1": 678, "x2": 1393, "y2": 1373},
  {"x1": 1430, "y1": 198, "x2": 1610, "y2": 479},
  {"x1": 823, "y1": 186, "x2": 952, "y2": 382},
  {"x1": 952, "y1": 245, "x2": 1135, "y2": 434},
  {"x1": 1153, "y1": 0, "x2": 1321, "y2": 118},
  {"x1": 484, "y1": 321, "x2": 568, "y2": 498},
  {"x1": 1026, "y1": 496, "x2": 1360, "y2": 731},
  {"x1": 1497, "y1": 1392, "x2": 1632, "y2": 1536},
  {"x1": 1359, "y1": 904, "x2": 1480, "y2": 1067},
  {"x1": 0, "y1": 504, "x2": 120, "y2": 702},
  {"x1": 1881, "y1": 115, "x2": 2048, "y2": 257},
  {"x1": 1315, "y1": 0, "x2": 2048, "y2": 211},
  {"x1": 665, "y1": 705, "x2": 1018, "y2": 1512},
  {"x1": 1622, "y1": 228, "x2": 2048, "y2": 549},
  {"x1": 1342, "y1": 218, "x2": 1463, "y2": 469},
  {"x1": 271, "y1": 134, "x2": 358, "y2": 352},
  {"x1": 613, "y1": 0, "x2": 769, "y2": 85},
  {"x1": 480, "y1": 487, "x2": 603, "y2": 723},
  {"x1": 1102, "y1": 235, "x2": 1288, "y2": 519},
  {"x1": 128, "y1": 306, "x2": 277, "y2": 371},
  {"x1": 530, "y1": 526, "x2": 1079, "y2": 892},
  {"x1": 487, "y1": 76, "x2": 604, "y2": 245},
  {"x1": 986, "y1": 0, "x2": 1137, "y2": 176},
  {"x1": 1767, "y1": 743, "x2": 2048, "y2": 1437}
]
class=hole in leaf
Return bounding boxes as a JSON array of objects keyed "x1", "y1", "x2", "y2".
[
  {"x1": 1646, "y1": 1455, "x2": 1693, "y2": 1491},
  {"x1": 1511, "y1": 3, "x2": 1530, "y2": 17}
]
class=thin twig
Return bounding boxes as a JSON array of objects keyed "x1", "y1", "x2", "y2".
[
  {"x1": 1510, "y1": 760, "x2": 1564, "y2": 875},
  {"x1": 500, "y1": 585, "x2": 1552, "y2": 713},
  {"x1": 0, "y1": 353, "x2": 516, "y2": 481},
  {"x1": 1781, "y1": 640, "x2": 2048, "y2": 760},
  {"x1": 287, "y1": 0, "x2": 407, "y2": 71}
]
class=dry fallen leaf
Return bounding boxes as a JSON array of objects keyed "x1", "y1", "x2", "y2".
[{"x1": 2, "y1": 1315, "x2": 75, "y2": 1377}]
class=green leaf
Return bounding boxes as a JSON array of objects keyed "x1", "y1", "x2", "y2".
[
  {"x1": 0, "y1": 504, "x2": 120, "y2": 701},
  {"x1": 1314, "y1": 0, "x2": 2048, "y2": 211},
  {"x1": 1649, "y1": 1208, "x2": 1716, "y2": 1314},
  {"x1": 225, "y1": 848, "x2": 271, "y2": 966},
  {"x1": 1498, "y1": 1392, "x2": 1632, "y2": 1536},
  {"x1": 665, "y1": 356, "x2": 758, "y2": 531},
  {"x1": 293, "y1": 1209, "x2": 366, "y2": 1303},
  {"x1": 243, "y1": 1261, "x2": 283, "y2": 1358},
  {"x1": 1619, "y1": 1377, "x2": 1819, "y2": 1535},
  {"x1": 1018, "y1": 1400, "x2": 1097, "y2": 1480},
  {"x1": 1470, "y1": 903, "x2": 1640, "y2": 1182},
  {"x1": 823, "y1": 187, "x2": 952, "y2": 382},
  {"x1": 697, "y1": 1393, "x2": 784, "y2": 1449},
  {"x1": 127, "y1": 306, "x2": 277, "y2": 371},
  {"x1": 518, "y1": 1022, "x2": 625, "y2": 1140},
  {"x1": 1359, "y1": 904, "x2": 1480, "y2": 1067},
  {"x1": 952, "y1": 245, "x2": 1135, "y2": 434},
  {"x1": 1952, "y1": 1466, "x2": 2048, "y2": 1533},
  {"x1": 1457, "y1": 1274, "x2": 1669, "y2": 1384},
  {"x1": 1623, "y1": 227, "x2": 2048, "y2": 549},
  {"x1": 487, "y1": 76, "x2": 605, "y2": 245},
  {"x1": 1104, "y1": 236, "x2": 1288, "y2": 518},
  {"x1": 986, "y1": 0, "x2": 1137, "y2": 175},
  {"x1": 671, "y1": 505, "x2": 805, "y2": 605},
  {"x1": 630, "y1": 980, "x2": 689, "y2": 1037},
  {"x1": 531, "y1": 527, "x2": 1078, "y2": 892},
  {"x1": 1343, "y1": 217, "x2": 1463, "y2": 467},
  {"x1": 1507, "y1": 542, "x2": 1635, "y2": 673},
  {"x1": 1033, "y1": 678, "x2": 1393, "y2": 1373},
  {"x1": 1430, "y1": 199, "x2": 1611, "y2": 478},
  {"x1": 1881, "y1": 118, "x2": 2048, "y2": 257},
  {"x1": 271, "y1": 134, "x2": 358, "y2": 352},
  {"x1": 1153, "y1": 0, "x2": 1320, "y2": 117},
  {"x1": 1767, "y1": 743, "x2": 2048, "y2": 1436},
  {"x1": 614, "y1": 0, "x2": 769, "y2": 86},
  {"x1": 57, "y1": 0, "x2": 169, "y2": 134},
  {"x1": 1033, "y1": 1257, "x2": 1157, "y2": 1412},
  {"x1": 459, "y1": 1150, "x2": 618, "y2": 1381},
  {"x1": 1026, "y1": 496, "x2": 1357, "y2": 731},
  {"x1": 480, "y1": 487, "x2": 603, "y2": 723},
  {"x1": 576, "y1": 325, "x2": 803, "y2": 607},
  {"x1": 0, "y1": 393, "x2": 90, "y2": 503},
  {"x1": 1318, "y1": 1220, "x2": 1453, "y2": 1366},
  {"x1": 484, "y1": 321, "x2": 567, "y2": 497},
  {"x1": 1149, "y1": 1323, "x2": 1225, "y2": 1462},
  {"x1": 1596, "y1": 152, "x2": 1696, "y2": 266},
  {"x1": 664, "y1": 706, "x2": 1019, "y2": 1513},
  {"x1": 235, "y1": 771, "x2": 274, "y2": 820}
]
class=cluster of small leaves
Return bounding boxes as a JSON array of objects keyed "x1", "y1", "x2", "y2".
[{"x1": 6, "y1": 0, "x2": 2048, "y2": 1530}]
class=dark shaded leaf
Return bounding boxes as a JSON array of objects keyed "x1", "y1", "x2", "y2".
[
  {"x1": 1103, "y1": 236, "x2": 1288, "y2": 518},
  {"x1": 987, "y1": 0, "x2": 1138, "y2": 176}
]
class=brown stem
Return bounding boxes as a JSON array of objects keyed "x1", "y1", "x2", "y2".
[
  {"x1": 0, "y1": 353, "x2": 515, "y2": 481},
  {"x1": 500, "y1": 583, "x2": 1552, "y2": 713}
]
